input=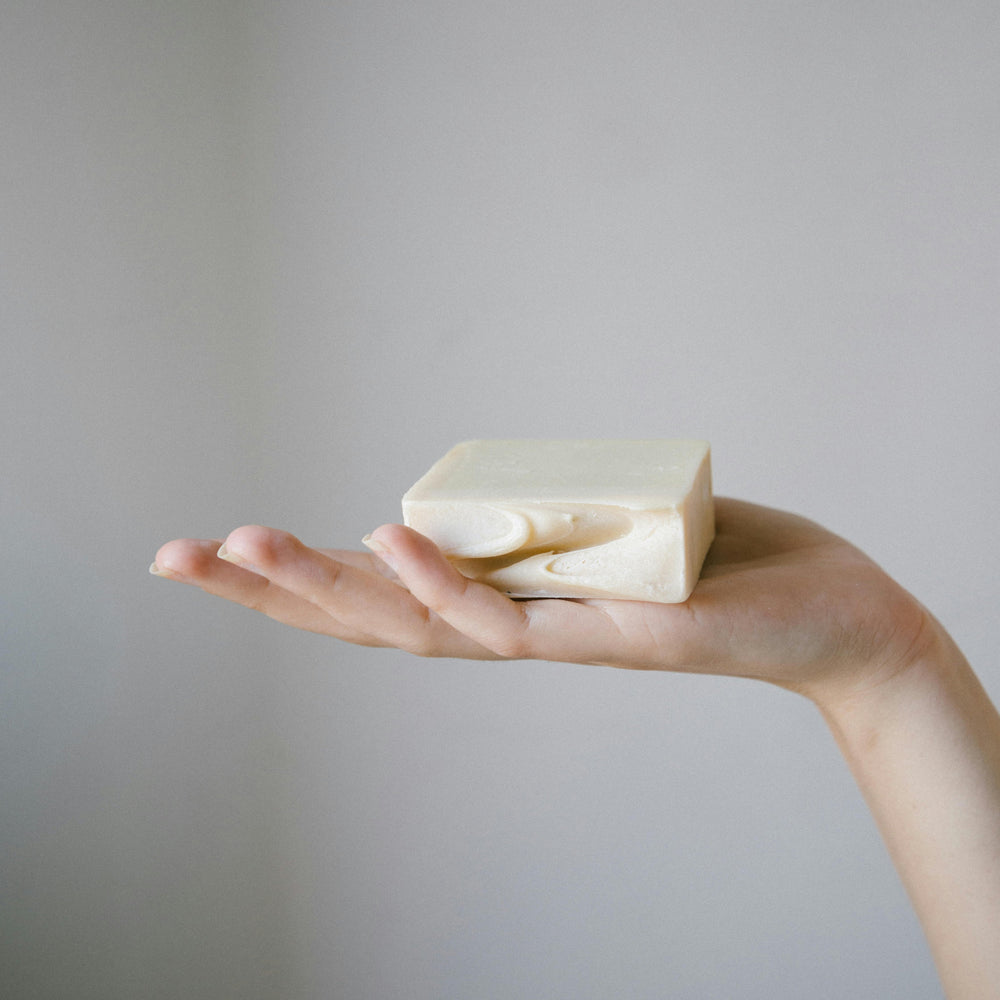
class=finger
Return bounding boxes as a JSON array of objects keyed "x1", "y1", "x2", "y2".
[
  {"x1": 152, "y1": 537, "x2": 383, "y2": 643},
  {"x1": 218, "y1": 525, "x2": 501, "y2": 659},
  {"x1": 364, "y1": 524, "x2": 640, "y2": 665}
]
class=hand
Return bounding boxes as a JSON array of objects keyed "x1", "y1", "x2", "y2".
[
  {"x1": 151, "y1": 498, "x2": 932, "y2": 707},
  {"x1": 151, "y1": 498, "x2": 1000, "y2": 994}
]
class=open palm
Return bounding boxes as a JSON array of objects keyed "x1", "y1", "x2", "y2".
[{"x1": 153, "y1": 498, "x2": 930, "y2": 704}]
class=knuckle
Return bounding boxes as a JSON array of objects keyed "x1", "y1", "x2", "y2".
[
  {"x1": 490, "y1": 635, "x2": 530, "y2": 659},
  {"x1": 403, "y1": 607, "x2": 442, "y2": 658},
  {"x1": 405, "y1": 635, "x2": 439, "y2": 658},
  {"x1": 422, "y1": 574, "x2": 470, "y2": 613},
  {"x1": 484, "y1": 617, "x2": 533, "y2": 660}
]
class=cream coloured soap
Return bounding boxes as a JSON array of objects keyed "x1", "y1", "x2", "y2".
[{"x1": 402, "y1": 440, "x2": 714, "y2": 603}]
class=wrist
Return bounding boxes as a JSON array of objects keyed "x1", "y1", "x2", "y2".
[
  {"x1": 786, "y1": 577, "x2": 943, "y2": 722},
  {"x1": 809, "y1": 613, "x2": 961, "y2": 742},
  {"x1": 820, "y1": 651, "x2": 940, "y2": 757}
]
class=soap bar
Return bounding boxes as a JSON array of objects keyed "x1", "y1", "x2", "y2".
[{"x1": 402, "y1": 440, "x2": 714, "y2": 603}]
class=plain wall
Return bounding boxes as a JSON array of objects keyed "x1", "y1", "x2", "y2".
[{"x1": 3, "y1": 2, "x2": 998, "y2": 997}]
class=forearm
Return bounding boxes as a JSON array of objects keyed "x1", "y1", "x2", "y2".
[{"x1": 817, "y1": 625, "x2": 1000, "y2": 998}]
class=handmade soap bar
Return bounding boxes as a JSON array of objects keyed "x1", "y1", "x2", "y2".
[{"x1": 402, "y1": 440, "x2": 714, "y2": 603}]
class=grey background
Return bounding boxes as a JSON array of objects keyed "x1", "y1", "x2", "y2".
[{"x1": 3, "y1": 2, "x2": 997, "y2": 998}]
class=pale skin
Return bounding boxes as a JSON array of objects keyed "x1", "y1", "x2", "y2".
[{"x1": 152, "y1": 498, "x2": 1000, "y2": 997}]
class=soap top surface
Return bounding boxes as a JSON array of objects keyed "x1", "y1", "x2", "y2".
[{"x1": 403, "y1": 439, "x2": 711, "y2": 507}]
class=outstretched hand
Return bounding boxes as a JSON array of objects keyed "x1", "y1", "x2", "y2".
[
  {"x1": 151, "y1": 499, "x2": 932, "y2": 707},
  {"x1": 152, "y1": 497, "x2": 1000, "y2": 995}
]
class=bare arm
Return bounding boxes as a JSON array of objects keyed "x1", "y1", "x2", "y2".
[
  {"x1": 819, "y1": 630, "x2": 1000, "y2": 997},
  {"x1": 152, "y1": 498, "x2": 1000, "y2": 996}
]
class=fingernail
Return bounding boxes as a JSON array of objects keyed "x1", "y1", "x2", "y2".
[
  {"x1": 217, "y1": 541, "x2": 262, "y2": 574},
  {"x1": 217, "y1": 542, "x2": 243, "y2": 565},
  {"x1": 362, "y1": 533, "x2": 398, "y2": 570},
  {"x1": 149, "y1": 560, "x2": 181, "y2": 580}
]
